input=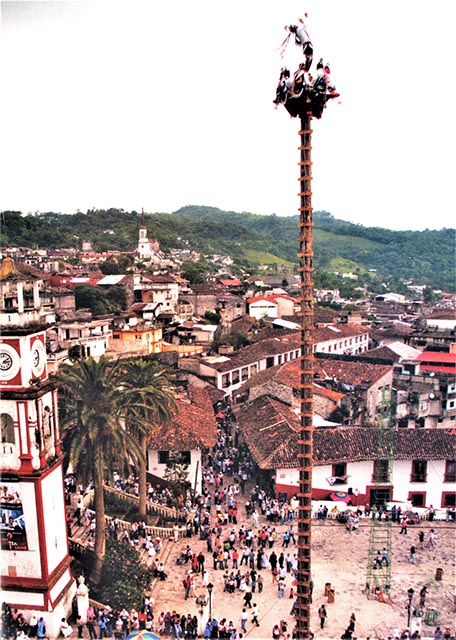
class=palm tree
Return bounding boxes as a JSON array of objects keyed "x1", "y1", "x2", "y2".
[
  {"x1": 57, "y1": 356, "x2": 145, "y2": 585},
  {"x1": 118, "y1": 359, "x2": 177, "y2": 517}
]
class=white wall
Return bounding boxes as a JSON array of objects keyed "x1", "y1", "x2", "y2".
[{"x1": 147, "y1": 448, "x2": 203, "y2": 494}]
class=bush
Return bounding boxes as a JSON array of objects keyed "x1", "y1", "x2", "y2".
[{"x1": 93, "y1": 539, "x2": 152, "y2": 609}]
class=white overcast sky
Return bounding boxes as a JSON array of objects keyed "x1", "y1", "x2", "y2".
[{"x1": 0, "y1": 0, "x2": 454, "y2": 230}]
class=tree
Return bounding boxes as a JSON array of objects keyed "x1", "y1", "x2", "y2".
[
  {"x1": 105, "y1": 284, "x2": 128, "y2": 311},
  {"x1": 180, "y1": 259, "x2": 211, "y2": 284},
  {"x1": 100, "y1": 254, "x2": 134, "y2": 275},
  {"x1": 118, "y1": 359, "x2": 177, "y2": 517},
  {"x1": 163, "y1": 451, "x2": 191, "y2": 501},
  {"x1": 57, "y1": 356, "x2": 144, "y2": 585},
  {"x1": 97, "y1": 538, "x2": 152, "y2": 609},
  {"x1": 74, "y1": 285, "x2": 112, "y2": 315}
]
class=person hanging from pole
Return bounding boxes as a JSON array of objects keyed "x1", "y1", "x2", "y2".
[
  {"x1": 288, "y1": 15, "x2": 313, "y2": 71},
  {"x1": 273, "y1": 67, "x2": 292, "y2": 105}
]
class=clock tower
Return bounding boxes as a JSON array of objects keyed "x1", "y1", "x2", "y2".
[{"x1": 0, "y1": 257, "x2": 76, "y2": 636}]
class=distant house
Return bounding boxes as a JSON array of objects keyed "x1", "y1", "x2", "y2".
[
  {"x1": 314, "y1": 355, "x2": 393, "y2": 426},
  {"x1": 313, "y1": 323, "x2": 370, "y2": 355},
  {"x1": 179, "y1": 332, "x2": 302, "y2": 400},
  {"x1": 219, "y1": 278, "x2": 243, "y2": 293},
  {"x1": 134, "y1": 274, "x2": 180, "y2": 319},
  {"x1": 109, "y1": 319, "x2": 163, "y2": 356},
  {"x1": 46, "y1": 318, "x2": 112, "y2": 367},
  {"x1": 235, "y1": 358, "x2": 346, "y2": 422},
  {"x1": 247, "y1": 294, "x2": 295, "y2": 320},
  {"x1": 179, "y1": 283, "x2": 245, "y2": 325},
  {"x1": 170, "y1": 321, "x2": 218, "y2": 346},
  {"x1": 247, "y1": 296, "x2": 278, "y2": 319},
  {"x1": 415, "y1": 348, "x2": 456, "y2": 375}
]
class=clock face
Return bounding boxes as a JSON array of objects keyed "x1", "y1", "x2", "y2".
[
  {"x1": 0, "y1": 343, "x2": 21, "y2": 381},
  {"x1": 31, "y1": 339, "x2": 46, "y2": 378},
  {"x1": 0, "y1": 352, "x2": 13, "y2": 371}
]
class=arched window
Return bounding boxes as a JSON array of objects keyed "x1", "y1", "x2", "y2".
[{"x1": 1, "y1": 414, "x2": 15, "y2": 452}]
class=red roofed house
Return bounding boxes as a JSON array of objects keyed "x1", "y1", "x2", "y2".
[
  {"x1": 247, "y1": 294, "x2": 295, "y2": 320},
  {"x1": 146, "y1": 381, "x2": 218, "y2": 494},
  {"x1": 416, "y1": 347, "x2": 456, "y2": 375},
  {"x1": 414, "y1": 345, "x2": 456, "y2": 424},
  {"x1": 237, "y1": 395, "x2": 456, "y2": 511}
]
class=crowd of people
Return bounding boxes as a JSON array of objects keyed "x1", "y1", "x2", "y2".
[{"x1": 2, "y1": 399, "x2": 455, "y2": 639}]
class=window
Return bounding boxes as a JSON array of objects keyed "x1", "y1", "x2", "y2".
[
  {"x1": 411, "y1": 460, "x2": 427, "y2": 483},
  {"x1": 373, "y1": 459, "x2": 389, "y2": 483},
  {"x1": 331, "y1": 463, "x2": 347, "y2": 483},
  {"x1": 1, "y1": 414, "x2": 15, "y2": 453},
  {"x1": 444, "y1": 460, "x2": 456, "y2": 483},
  {"x1": 158, "y1": 450, "x2": 169, "y2": 464},
  {"x1": 442, "y1": 492, "x2": 456, "y2": 508},
  {"x1": 408, "y1": 492, "x2": 426, "y2": 507},
  {"x1": 180, "y1": 451, "x2": 191, "y2": 464}
]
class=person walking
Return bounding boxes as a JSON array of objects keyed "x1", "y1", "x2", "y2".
[
  {"x1": 240, "y1": 609, "x2": 248, "y2": 634},
  {"x1": 418, "y1": 530, "x2": 425, "y2": 549},
  {"x1": 318, "y1": 604, "x2": 327, "y2": 629},
  {"x1": 318, "y1": 604, "x2": 328, "y2": 629},
  {"x1": 399, "y1": 517, "x2": 408, "y2": 534},
  {"x1": 251, "y1": 604, "x2": 260, "y2": 627},
  {"x1": 426, "y1": 528, "x2": 436, "y2": 549},
  {"x1": 419, "y1": 585, "x2": 428, "y2": 608},
  {"x1": 409, "y1": 544, "x2": 417, "y2": 564}
]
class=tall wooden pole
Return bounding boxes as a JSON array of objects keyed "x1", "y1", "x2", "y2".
[{"x1": 294, "y1": 112, "x2": 314, "y2": 638}]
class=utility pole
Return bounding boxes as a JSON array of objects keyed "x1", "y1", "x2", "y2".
[{"x1": 274, "y1": 18, "x2": 339, "y2": 638}]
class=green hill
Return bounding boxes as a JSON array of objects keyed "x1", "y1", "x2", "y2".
[{"x1": 1, "y1": 207, "x2": 454, "y2": 292}]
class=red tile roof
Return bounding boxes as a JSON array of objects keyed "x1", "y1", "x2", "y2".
[
  {"x1": 238, "y1": 396, "x2": 456, "y2": 469},
  {"x1": 315, "y1": 356, "x2": 392, "y2": 386},
  {"x1": 148, "y1": 382, "x2": 217, "y2": 450},
  {"x1": 206, "y1": 333, "x2": 301, "y2": 373}
]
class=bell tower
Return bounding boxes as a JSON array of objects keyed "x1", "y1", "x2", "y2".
[{"x1": 0, "y1": 258, "x2": 75, "y2": 636}]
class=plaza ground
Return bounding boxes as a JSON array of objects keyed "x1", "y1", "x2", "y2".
[{"x1": 149, "y1": 512, "x2": 455, "y2": 640}]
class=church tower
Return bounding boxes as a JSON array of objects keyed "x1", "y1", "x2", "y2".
[
  {"x1": 0, "y1": 258, "x2": 75, "y2": 635},
  {"x1": 137, "y1": 209, "x2": 159, "y2": 260}
]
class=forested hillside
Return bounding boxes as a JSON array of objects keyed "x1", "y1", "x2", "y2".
[{"x1": 1, "y1": 207, "x2": 454, "y2": 292}]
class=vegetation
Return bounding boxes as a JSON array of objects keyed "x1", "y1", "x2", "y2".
[
  {"x1": 74, "y1": 284, "x2": 127, "y2": 315},
  {"x1": 118, "y1": 359, "x2": 177, "y2": 517},
  {"x1": 57, "y1": 356, "x2": 146, "y2": 585},
  {"x1": 2, "y1": 207, "x2": 454, "y2": 291},
  {"x1": 163, "y1": 452, "x2": 191, "y2": 501},
  {"x1": 95, "y1": 538, "x2": 152, "y2": 609}
]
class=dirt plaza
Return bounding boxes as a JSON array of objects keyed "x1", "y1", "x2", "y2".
[{"x1": 149, "y1": 512, "x2": 455, "y2": 640}]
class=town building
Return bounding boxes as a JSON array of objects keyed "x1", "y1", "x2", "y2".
[
  {"x1": 237, "y1": 395, "x2": 456, "y2": 510},
  {"x1": 109, "y1": 318, "x2": 163, "y2": 356},
  {"x1": 146, "y1": 379, "x2": 217, "y2": 494},
  {"x1": 0, "y1": 258, "x2": 75, "y2": 635}
]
